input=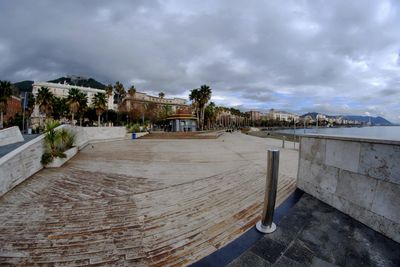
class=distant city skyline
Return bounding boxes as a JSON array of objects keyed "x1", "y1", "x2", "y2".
[{"x1": 1, "y1": 1, "x2": 399, "y2": 122}]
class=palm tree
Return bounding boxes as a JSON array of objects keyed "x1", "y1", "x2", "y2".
[
  {"x1": 77, "y1": 91, "x2": 88, "y2": 126},
  {"x1": 52, "y1": 97, "x2": 68, "y2": 120},
  {"x1": 198, "y1": 85, "x2": 212, "y2": 130},
  {"x1": 0, "y1": 80, "x2": 13, "y2": 129},
  {"x1": 92, "y1": 92, "x2": 107, "y2": 126},
  {"x1": 104, "y1": 84, "x2": 113, "y2": 122},
  {"x1": 67, "y1": 88, "x2": 83, "y2": 125},
  {"x1": 36, "y1": 87, "x2": 55, "y2": 119},
  {"x1": 189, "y1": 88, "x2": 201, "y2": 128},
  {"x1": 105, "y1": 84, "x2": 113, "y2": 97},
  {"x1": 159, "y1": 92, "x2": 165, "y2": 99},
  {"x1": 114, "y1": 81, "x2": 126, "y2": 107},
  {"x1": 128, "y1": 85, "x2": 136, "y2": 98},
  {"x1": 204, "y1": 102, "x2": 216, "y2": 129}
]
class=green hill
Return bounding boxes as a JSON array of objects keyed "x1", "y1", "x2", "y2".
[
  {"x1": 13, "y1": 80, "x2": 34, "y2": 93},
  {"x1": 48, "y1": 76, "x2": 106, "y2": 89}
]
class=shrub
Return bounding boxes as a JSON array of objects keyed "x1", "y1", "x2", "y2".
[
  {"x1": 41, "y1": 152, "x2": 53, "y2": 165},
  {"x1": 41, "y1": 121, "x2": 75, "y2": 166},
  {"x1": 127, "y1": 123, "x2": 141, "y2": 133}
]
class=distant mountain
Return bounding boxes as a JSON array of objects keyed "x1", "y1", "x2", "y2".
[
  {"x1": 48, "y1": 76, "x2": 106, "y2": 89},
  {"x1": 13, "y1": 80, "x2": 34, "y2": 93},
  {"x1": 342, "y1": 115, "x2": 392, "y2": 125},
  {"x1": 301, "y1": 112, "x2": 392, "y2": 125}
]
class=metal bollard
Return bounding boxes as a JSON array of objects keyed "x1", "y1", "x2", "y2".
[
  {"x1": 256, "y1": 149, "x2": 280, "y2": 234},
  {"x1": 282, "y1": 136, "x2": 285, "y2": 148}
]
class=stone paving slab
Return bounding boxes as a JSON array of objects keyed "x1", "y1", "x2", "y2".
[
  {"x1": 228, "y1": 193, "x2": 400, "y2": 267},
  {"x1": 0, "y1": 132, "x2": 298, "y2": 266}
]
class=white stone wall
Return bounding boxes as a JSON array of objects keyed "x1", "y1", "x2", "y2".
[
  {"x1": 69, "y1": 126, "x2": 127, "y2": 149},
  {"x1": 0, "y1": 135, "x2": 45, "y2": 196},
  {"x1": 297, "y1": 136, "x2": 400, "y2": 243},
  {"x1": 0, "y1": 126, "x2": 24, "y2": 146},
  {"x1": 0, "y1": 126, "x2": 127, "y2": 197}
]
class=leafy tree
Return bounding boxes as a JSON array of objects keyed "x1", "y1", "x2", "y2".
[
  {"x1": 0, "y1": 80, "x2": 13, "y2": 128},
  {"x1": 36, "y1": 86, "x2": 55, "y2": 119},
  {"x1": 158, "y1": 92, "x2": 165, "y2": 99},
  {"x1": 162, "y1": 105, "x2": 172, "y2": 118},
  {"x1": 92, "y1": 92, "x2": 107, "y2": 126}
]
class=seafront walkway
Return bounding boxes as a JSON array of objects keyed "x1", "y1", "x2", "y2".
[{"x1": 0, "y1": 132, "x2": 298, "y2": 266}]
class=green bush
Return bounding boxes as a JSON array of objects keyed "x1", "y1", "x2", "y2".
[
  {"x1": 41, "y1": 121, "x2": 75, "y2": 166},
  {"x1": 41, "y1": 152, "x2": 53, "y2": 165},
  {"x1": 127, "y1": 123, "x2": 141, "y2": 133}
]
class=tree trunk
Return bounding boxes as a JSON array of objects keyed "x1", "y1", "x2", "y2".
[
  {"x1": 72, "y1": 113, "x2": 75, "y2": 126},
  {"x1": 98, "y1": 115, "x2": 101, "y2": 127},
  {"x1": 202, "y1": 107, "x2": 205, "y2": 130},
  {"x1": 0, "y1": 111, "x2": 3, "y2": 129}
]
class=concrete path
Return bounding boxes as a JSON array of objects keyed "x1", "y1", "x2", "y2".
[{"x1": 0, "y1": 132, "x2": 298, "y2": 266}]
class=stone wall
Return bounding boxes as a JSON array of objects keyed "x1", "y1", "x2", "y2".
[
  {"x1": 69, "y1": 126, "x2": 128, "y2": 149},
  {"x1": 0, "y1": 135, "x2": 45, "y2": 197},
  {"x1": 0, "y1": 126, "x2": 24, "y2": 146},
  {"x1": 297, "y1": 135, "x2": 400, "y2": 243},
  {"x1": 0, "y1": 126, "x2": 128, "y2": 198}
]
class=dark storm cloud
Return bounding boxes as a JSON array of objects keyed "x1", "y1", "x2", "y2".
[{"x1": 1, "y1": 0, "x2": 400, "y2": 122}]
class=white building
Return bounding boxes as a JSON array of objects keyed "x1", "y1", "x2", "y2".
[
  {"x1": 267, "y1": 109, "x2": 299, "y2": 122},
  {"x1": 316, "y1": 114, "x2": 327, "y2": 121},
  {"x1": 31, "y1": 81, "x2": 114, "y2": 127},
  {"x1": 32, "y1": 81, "x2": 114, "y2": 110}
]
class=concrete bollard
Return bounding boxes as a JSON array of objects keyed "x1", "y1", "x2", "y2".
[
  {"x1": 282, "y1": 136, "x2": 285, "y2": 148},
  {"x1": 256, "y1": 149, "x2": 280, "y2": 234}
]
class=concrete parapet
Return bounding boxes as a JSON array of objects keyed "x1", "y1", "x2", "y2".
[
  {"x1": 0, "y1": 126, "x2": 24, "y2": 146},
  {"x1": 0, "y1": 126, "x2": 127, "y2": 198},
  {"x1": 297, "y1": 135, "x2": 400, "y2": 243}
]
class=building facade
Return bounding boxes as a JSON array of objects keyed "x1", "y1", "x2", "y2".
[
  {"x1": 267, "y1": 109, "x2": 299, "y2": 122},
  {"x1": 32, "y1": 81, "x2": 114, "y2": 110},
  {"x1": 3, "y1": 96, "x2": 22, "y2": 122},
  {"x1": 122, "y1": 92, "x2": 187, "y2": 113},
  {"x1": 246, "y1": 110, "x2": 262, "y2": 122}
]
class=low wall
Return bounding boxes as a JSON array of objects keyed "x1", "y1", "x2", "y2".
[
  {"x1": 0, "y1": 135, "x2": 45, "y2": 197},
  {"x1": 297, "y1": 135, "x2": 400, "y2": 243},
  {"x1": 70, "y1": 126, "x2": 127, "y2": 149},
  {"x1": 0, "y1": 126, "x2": 127, "y2": 198},
  {"x1": 0, "y1": 126, "x2": 24, "y2": 146}
]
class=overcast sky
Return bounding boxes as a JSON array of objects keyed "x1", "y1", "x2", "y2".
[{"x1": 1, "y1": 1, "x2": 399, "y2": 122}]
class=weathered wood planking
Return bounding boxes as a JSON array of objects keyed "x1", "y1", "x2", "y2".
[{"x1": 0, "y1": 133, "x2": 297, "y2": 266}]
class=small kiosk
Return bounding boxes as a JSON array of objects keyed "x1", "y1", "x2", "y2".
[{"x1": 166, "y1": 109, "x2": 197, "y2": 132}]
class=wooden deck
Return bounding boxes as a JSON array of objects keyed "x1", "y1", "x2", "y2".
[{"x1": 0, "y1": 133, "x2": 298, "y2": 266}]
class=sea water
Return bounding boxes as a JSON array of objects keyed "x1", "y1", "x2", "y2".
[{"x1": 278, "y1": 126, "x2": 400, "y2": 141}]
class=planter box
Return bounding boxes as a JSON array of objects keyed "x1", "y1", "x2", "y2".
[{"x1": 46, "y1": 147, "x2": 78, "y2": 168}]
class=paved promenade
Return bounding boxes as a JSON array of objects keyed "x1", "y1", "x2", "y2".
[{"x1": 0, "y1": 132, "x2": 298, "y2": 266}]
